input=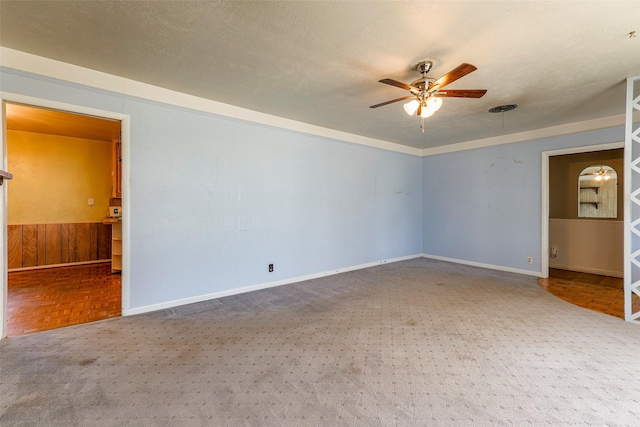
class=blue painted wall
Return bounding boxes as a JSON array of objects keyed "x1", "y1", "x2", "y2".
[
  {"x1": 1, "y1": 69, "x2": 423, "y2": 309},
  {"x1": 1, "y1": 66, "x2": 627, "y2": 310},
  {"x1": 422, "y1": 126, "x2": 624, "y2": 274}
]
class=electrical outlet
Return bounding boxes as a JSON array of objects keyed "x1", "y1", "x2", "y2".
[
  {"x1": 268, "y1": 264, "x2": 274, "y2": 272},
  {"x1": 88, "y1": 198, "x2": 95, "y2": 206},
  {"x1": 526, "y1": 257, "x2": 533, "y2": 264}
]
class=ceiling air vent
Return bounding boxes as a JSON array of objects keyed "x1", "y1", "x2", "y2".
[{"x1": 488, "y1": 104, "x2": 518, "y2": 113}]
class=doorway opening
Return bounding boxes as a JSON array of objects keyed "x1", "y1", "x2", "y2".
[
  {"x1": 541, "y1": 144, "x2": 627, "y2": 318},
  {"x1": 4, "y1": 102, "x2": 123, "y2": 336}
]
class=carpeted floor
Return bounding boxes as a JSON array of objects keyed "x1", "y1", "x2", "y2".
[{"x1": 1, "y1": 258, "x2": 639, "y2": 426}]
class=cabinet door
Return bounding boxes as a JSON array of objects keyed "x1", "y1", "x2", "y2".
[{"x1": 112, "y1": 137, "x2": 122, "y2": 198}]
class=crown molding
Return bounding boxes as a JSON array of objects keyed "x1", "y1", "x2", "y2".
[
  {"x1": 1, "y1": 47, "x2": 630, "y2": 159},
  {"x1": 0, "y1": 47, "x2": 421, "y2": 157},
  {"x1": 421, "y1": 114, "x2": 626, "y2": 157}
]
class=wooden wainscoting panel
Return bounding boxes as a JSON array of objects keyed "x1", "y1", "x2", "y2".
[
  {"x1": 97, "y1": 223, "x2": 111, "y2": 260},
  {"x1": 8, "y1": 222, "x2": 112, "y2": 270},
  {"x1": 45, "y1": 224, "x2": 62, "y2": 265},
  {"x1": 76, "y1": 223, "x2": 91, "y2": 262},
  {"x1": 60, "y1": 223, "x2": 70, "y2": 264},
  {"x1": 8, "y1": 225, "x2": 23, "y2": 269},
  {"x1": 69, "y1": 223, "x2": 78, "y2": 262},
  {"x1": 22, "y1": 225, "x2": 39, "y2": 267},
  {"x1": 90, "y1": 223, "x2": 99, "y2": 261},
  {"x1": 37, "y1": 224, "x2": 46, "y2": 266}
]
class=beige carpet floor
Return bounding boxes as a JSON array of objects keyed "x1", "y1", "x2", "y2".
[{"x1": 1, "y1": 258, "x2": 639, "y2": 426}]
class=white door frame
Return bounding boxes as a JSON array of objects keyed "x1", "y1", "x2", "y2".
[
  {"x1": 540, "y1": 141, "x2": 625, "y2": 279},
  {"x1": 0, "y1": 92, "x2": 131, "y2": 339}
]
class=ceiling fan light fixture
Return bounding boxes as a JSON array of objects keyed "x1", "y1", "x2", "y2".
[
  {"x1": 420, "y1": 106, "x2": 435, "y2": 118},
  {"x1": 595, "y1": 166, "x2": 611, "y2": 181},
  {"x1": 404, "y1": 99, "x2": 420, "y2": 115},
  {"x1": 426, "y1": 96, "x2": 443, "y2": 112}
]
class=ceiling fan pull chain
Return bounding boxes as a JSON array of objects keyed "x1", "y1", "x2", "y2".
[{"x1": 420, "y1": 117, "x2": 425, "y2": 133}]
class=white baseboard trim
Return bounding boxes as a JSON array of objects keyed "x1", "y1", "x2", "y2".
[
  {"x1": 421, "y1": 254, "x2": 543, "y2": 278},
  {"x1": 549, "y1": 263, "x2": 623, "y2": 278},
  {"x1": 124, "y1": 253, "x2": 423, "y2": 316}
]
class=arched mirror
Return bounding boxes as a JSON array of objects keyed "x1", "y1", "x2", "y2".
[{"x1": 578, "y1": 165, "x2": 617, "y2": 218}]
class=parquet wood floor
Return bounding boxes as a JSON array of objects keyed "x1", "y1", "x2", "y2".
[
  {"x1": 538, "y1": 268, "x2": 636, "y2": 319},
  {"x1": 6, "y1": 263, "x2": 121, "y2": 337}
]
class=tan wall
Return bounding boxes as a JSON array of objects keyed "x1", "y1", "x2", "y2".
[
  {"x1": 549, "y1": 148, "x2": 623, "y2": 220},
  {"x1": 7, "y1": 130, "x2": 112, "y2": 224},
  {"x1": 549, "y1": 219, "x2": 623, "y2": 277}
]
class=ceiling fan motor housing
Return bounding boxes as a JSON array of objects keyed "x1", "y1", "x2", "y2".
[
  {"x1": 410, "y1": 77, "x2": 436, "y2": 92},
  {"x1": 416, "y1": 61, "x2": 433, "y2": 75}
]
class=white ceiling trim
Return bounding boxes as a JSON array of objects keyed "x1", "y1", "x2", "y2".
[
  {"x1": 0, "y1": 47, "x2": 421, "y2": 157},
  {"x1": 1, "y1": 47, "x2": 630, "y2": 159},
  {"x1": 421, "y1": 114, "x2": 626, "y2": 157}
]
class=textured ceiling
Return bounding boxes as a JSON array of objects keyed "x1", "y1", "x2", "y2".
[{"x1": 1, "y1": 1, "x2": 639, "y2": 150}]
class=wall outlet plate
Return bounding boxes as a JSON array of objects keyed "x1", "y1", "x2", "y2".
[
  {"x1": 268, "y1": 264, "x2": 274, "y2": 272},
  {"x1": 527, "y1": 257, "x2": 533, "y2": 264}
]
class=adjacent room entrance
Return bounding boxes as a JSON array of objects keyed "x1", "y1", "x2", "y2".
[
  {"x1": 542, "y1": 145, "x2": 627, "y2": 318},
  {"x1": 4, "y1": 103, "x2": 123, "y2": 336}
]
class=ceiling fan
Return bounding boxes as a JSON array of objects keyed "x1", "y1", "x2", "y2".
[
  {"x1": 370, "y1": 60, "x2": 487, "y2": 132},
  {"x1": 580, "y1": 165, "x2": 615, "y2": 181}
]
